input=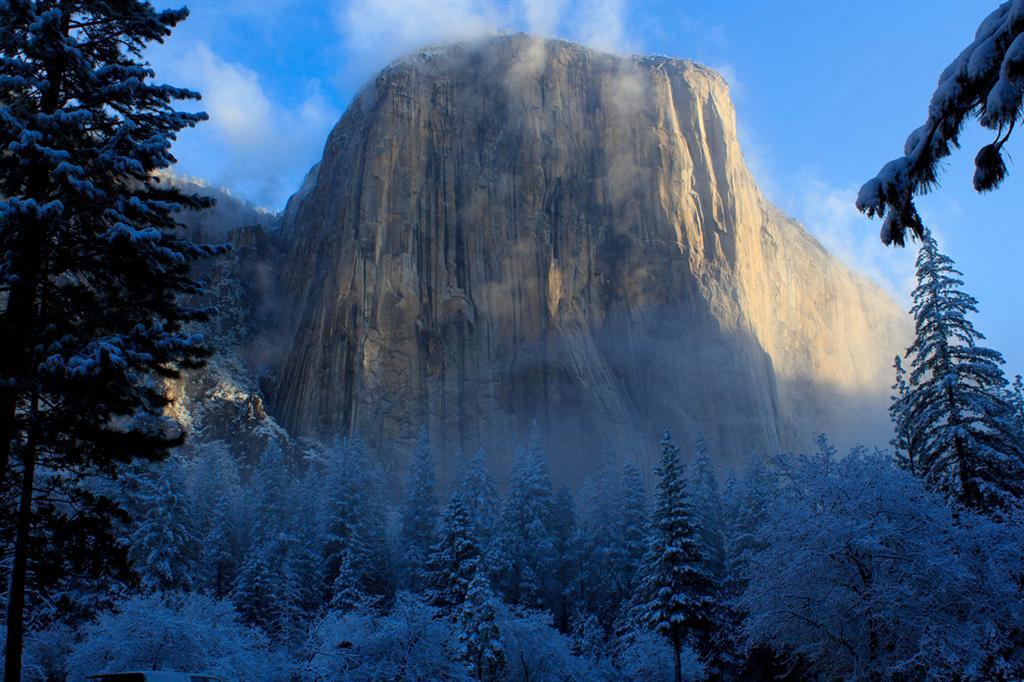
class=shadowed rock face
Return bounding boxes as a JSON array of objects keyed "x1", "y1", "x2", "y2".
[{"x1": 269, "y1": 35, "x2": 909, "y2": 481}]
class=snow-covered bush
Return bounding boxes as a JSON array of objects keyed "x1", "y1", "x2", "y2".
[
  {"x1": 614, "y1": 629, "x2": 704, "y2": 681},
  {"x1": 18, "y1": 623, "x2": 75, "y2": 682},
  {"x1": 740, "y1": 449, "x2": 1024, "y2": 680},
  {"x1": 64, "y1": 592, "x2": 288, "y2": 681},
  {"x1": 301, "y1": 592, "x2": 471, "y2": 681},
  {"x1": 495, "y1": 604, "x2": 601, "y2": 681}
]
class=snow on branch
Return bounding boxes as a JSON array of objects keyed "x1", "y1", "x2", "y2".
[{"x1": 858, "y1": 0, "x2": 1024, "y2": 246}]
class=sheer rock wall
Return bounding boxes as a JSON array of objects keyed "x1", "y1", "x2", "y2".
[{"x1": 269, "y1": 36, "x2": 908, "y2": 479}]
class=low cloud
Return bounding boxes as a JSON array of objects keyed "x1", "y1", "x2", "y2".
[
  {"x1": 335, "y1": 0, "x2": 640, "y2": 79},
  {"x1": 786, "y1": 169, "x2": 917, "y2": 301}
]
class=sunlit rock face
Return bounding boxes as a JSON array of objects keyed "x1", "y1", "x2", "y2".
[{"x1": 270, "y1": 35, "x2": 909, "y2": 481}]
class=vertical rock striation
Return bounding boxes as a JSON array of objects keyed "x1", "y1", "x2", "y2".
[{"x1": 270, "y1": 35, "x2": 909, "y2": 480}]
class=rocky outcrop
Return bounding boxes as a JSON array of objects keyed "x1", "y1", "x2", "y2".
[{"x1": 269, "y1": 35, "x2": 909, "y2": 480}]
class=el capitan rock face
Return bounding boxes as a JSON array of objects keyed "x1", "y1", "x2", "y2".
[{"x1": 269, "y1": 35, "x2": 908, "y2": 480}]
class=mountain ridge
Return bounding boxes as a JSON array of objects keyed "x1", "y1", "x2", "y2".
[{"x1": 259, "y1": 34, "x2": 909, "y2": 480}]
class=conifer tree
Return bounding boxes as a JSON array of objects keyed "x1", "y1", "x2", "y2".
[
  {"x1": 424, "y1": 494, "x2": 482, "y2": 614},
  {"x1": 458, "y1": 571, "x2": 506, "y2": 682},
  {"x1": 199, "y1": 492, "x2": 236, "y2": 599},
  {"x1": 0, "y1": 3, "x2": 217, "y2": 674},
  {"x1": 690, "y1": 434, "x2": 725, "y2": 584},
  {"x1": 232, "y1": 546, "x2": 279, "y2": 635},
  {"x1": 894, "y1": 230, "x2": 1024, "y2": 512},
  {"x1": 1010, "y1": 374, "x2": 1024, "y2": 436},
  {"x1": 633, "y1": 432, "x2": 715, "y2": 682},
  {"x1": 573, "y1": 447, "x2": 623, "y2": 624},
  {"x1": 890, "y1": 356, "x2": 918, "y2": 475},
  {"x1": 319, "y1": 438, "x2": 371, "y2": 602},
  {"x1": 128, "y1": 462, "x2": 197, "y2": 593},
  {"x1": 458, "y1": 448, "x2": 499, "y2": 544},
  {"x1": 614, "y1": 459, "x2": 647, "y2": 600},
  {"x1": 328, "y1": 550, "x2": 367, "y2": 613},
  {"x1": 551, "y1": 484, "x2": 579, "y2": 631},
  {"x1": 400, "y1": 426, "x2": 439, "y2": 590},
  {"x1": 489, "y1": 428, "x2": 555, "y2": 609}
]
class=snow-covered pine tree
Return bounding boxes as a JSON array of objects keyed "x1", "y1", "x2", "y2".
[
  {"x1": 399, "y1": 426, "x2": 440, "y2": 591},
  {"x1": 689, "y1": 435, "x2": 731, "y2": 676},
  {"x1": 722, "y1": 460, "x2": 774, "y2": 600},
  {"x1": 573, "y1": 447, "x2": 624, "y2": 625},
  {"x1": 232, "y1": 545, "x2": 279, "y2": 635},
  {"x1": 319, "y1": 437, "x2": 372, "y2": 604},
  {"x1": 0, "y1": 3, "x2": 218, "y2": 674},
  {"x1": 690, "y1": 434, "x2": 725, "y2": 585},
  {"x1": 896, "y1": 230, "x2": 1024, "y2": 512},
  {"x1": 488, "y1": 427, "x2": 556, "y2": 609},
  {"x1": 1010, "y1": 374, "x2": 1024, "y2": 436},
  {"x1": 328, "y1": 549, "x2": 368, "y2": 612},
  {"x1": 632, "y1": 432, "x2": 716, "y2": 682},
  {"x1": 857, "y1": 1, "x2": 1024, "y2": 245},
  {"x1": 458, "y1": 571, "x2": 506, "y2": 682},
  {"x1": 458, "y1": 448, "x2": 499, "y2": 545},
  {"x1": 280, "y1": 511, "x2": 324, "y2": 633},
  {"x1": 613, "y1": 459, "x2": 648, "y2": 604},
  {"x1": 424, "y1": 494, "x2": 482, "y2": 614},
  {"x1": 551, "y1": 484, "x2": 579, "y2": 631},
  {"x1": 128, "y1": 461, "x2": 198, "y2": 593},
  {"x1": 890, "y1": 355, "x2": 919, "y2": 475},
  {"x1": 199, "y1": 492, "x2": 237, "y2": 599}
]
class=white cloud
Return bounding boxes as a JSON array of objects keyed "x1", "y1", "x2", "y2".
[
  {"x1": 786, "y1": 169, "x2": 917, "y2": 302},
  {"x1": 336, "y1": 0, "x2": 507, "y2": 70},
  {"x1": 567, "y1": 0, "x2": 637, "y2": 55},
  {"x1": 522, "y1": 0, "x2": 567, "y2": 37},
  {"x1": 334, "y1": 0, "x2": 640, "y2": 78},
  {"x1": 148, "y1": 41, "x2": 339, "y2": 209}
]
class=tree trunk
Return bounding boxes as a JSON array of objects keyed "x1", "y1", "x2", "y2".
[
  {"x1": 3, "y1": 421, "x2": 37, "y2": 682},
  {"x1": 672, "y1": 628, "x2": 682, "y2": 682}
]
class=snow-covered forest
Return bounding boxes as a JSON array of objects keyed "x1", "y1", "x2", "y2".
[
  {"x1": 10, "y1": 420, "x2": 1024, "y2": 681},
  {"x1": 3, "y1": 1, "x2": 1024, "y2": 681},
  {"x1": 8, "y1": 223, "x2": 1024, "y2": 679}
]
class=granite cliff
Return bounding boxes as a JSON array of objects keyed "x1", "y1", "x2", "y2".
[{"x1": 264, "y1": 35, "x2": 908, "y2": 479}]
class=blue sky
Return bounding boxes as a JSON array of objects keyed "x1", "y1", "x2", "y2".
[{"x1": 149, "y1": 0, "x2": 1022, "y2": 376}]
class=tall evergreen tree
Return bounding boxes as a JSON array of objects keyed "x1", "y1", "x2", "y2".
[
  {"x1": 424, "y1": 494, "x2": 482, "y2": 615},
  {"x1": 128, "y1": 461, "x2": 197, "y2": 593},
  {"x1": 573, "y1": 447, "x2": 624, "y2": 625},
  {"x1": 489, "y1": 427, "x2": 555, "y2": 609},
  {"x1": 690, "y1": 434, "x2": 725, "y2": 585},
  {"x1": 890, "y1": 355, "x2": 918, "y2": 475},
  {"x1": 319, "y1": 437, "x2": 372, "y2": 603},
  {"x1": 633, "y1": 432, "x2": 715, "y2": 682},
  {"x1": 613, "y1": 459, "x2": 648, "y2": 603},
  {"x1": 551, "y1": 484, "x2": 579, "y2": 631},
  {"x1": 199, "y1": 492, "x2": 237, "y2": 599},
  {"x1": 328, "y1": 550, "x2": 368, "y2": 613},
  {"x1": 894, "y1": 230, "x2": 1024, "y2": 512},
  {"x1": 458, "y1": 571, "x2": 506, "y2": 682},
  {"x1": 1009, "y1": 374, "x2": 1024, "y2": 437},
  {"x1": 0, "y1": 3, "x2": 217, "y2": 675},
  {"x1": 458, "y1": 448, "x2": 498, "y2": 545},
  {"x1": 232, "y1": 546, "x2": 279, "y2": 635},
  {"x1": 399, "y1": 426, "x2": 439, "y2": 591}
]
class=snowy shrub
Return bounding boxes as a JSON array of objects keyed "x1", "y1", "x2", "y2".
[
  {"x1": 19, "y1": 623, "x2": 75, "y2": 682},
  {"x1": 496, "y1": 604, "x2": 600, "y2": 681},
  {"x1": 64, "y1": 592, "x2": 288, "y2": 681},
  {"x1": 615, "y1": 629, "x2": 704, "y2": 681},
  {"x1": 740, "y1": 449, "x2": 1024, "y2": 680},
  {"x1": 301, "y1": 592, "x2": 471, "y2": 681}
]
